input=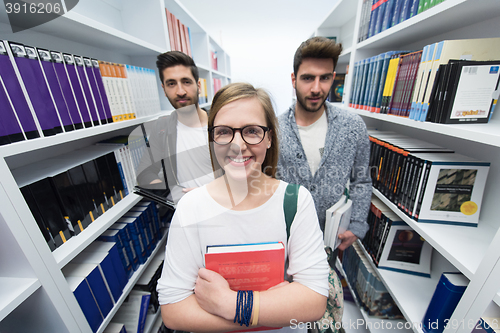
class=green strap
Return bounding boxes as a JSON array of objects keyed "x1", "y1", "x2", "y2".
[{"x1": 283, "y1": 183, "x2": 300, "y2": 241}]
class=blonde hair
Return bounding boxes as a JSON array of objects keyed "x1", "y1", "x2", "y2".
[{"x1": 208, "y1": 82, "x2": 279, "y2": 178}]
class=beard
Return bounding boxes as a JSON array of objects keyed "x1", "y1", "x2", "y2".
[{"x1": 295, "y1": 89, "x2": 327, "y2": 113}]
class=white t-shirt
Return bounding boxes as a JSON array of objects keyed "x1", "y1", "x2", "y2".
[
  {"x1": 157, "y1": 180, "x2": 329, "y2": 333},
  {"x1": 297, "y1": 110, "x2": 328, "y2": 176},
  {"x1": 171, "y1": 121, "x2": 214, "y2": 201}
]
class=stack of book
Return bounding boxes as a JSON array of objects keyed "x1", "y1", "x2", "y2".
[
  {"x1": 368, "y1": 129, "x2": 490, "y2": 227},
  {"x1": 358, "y1": 0, "x2": 447, "y2": 42},
  {"x1": 324, "y1": 193, "x2": 352, "y2": 250},
  {"x1": 341, "y1": 242, "x2": 404, "y2": 319},
  {"x1": 165, "y1": 8, "x2": 193, "y2": 57},
  {"x1": 363, "y1": 196, "x2": 433, "y2": 277}
]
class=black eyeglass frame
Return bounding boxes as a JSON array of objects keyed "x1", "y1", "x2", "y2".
[{"x1": 209, "y1": 125, "x2": 270, "y2": 145}]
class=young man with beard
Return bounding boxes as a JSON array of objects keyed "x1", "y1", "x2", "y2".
[
  {"x1": 277, "y1": 37, "x2": 371, "y2": 252},
  {"x1": 136, "y1": 51, "x2": 213, "y2": 204}
]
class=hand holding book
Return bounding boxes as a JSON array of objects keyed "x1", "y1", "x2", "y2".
[{"x1": 195, "y1": 267, "x2": 239, "y2": 321}]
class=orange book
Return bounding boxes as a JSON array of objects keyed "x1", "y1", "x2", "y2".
[{"x1": 205, "y1": 242, "x2": 285, "y2": 332}]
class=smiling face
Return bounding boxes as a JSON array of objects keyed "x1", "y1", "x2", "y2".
[
  {"x1": 212, "y1": 97, "x2": 271, "y2": 181},
  {"x1": 161, "y1": 65, "x2": 201, "y2": 109},
  {"x1": 292, "y1": 57, "x2": 335, "y2": 114}
]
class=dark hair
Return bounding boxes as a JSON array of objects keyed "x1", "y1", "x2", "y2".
[
  {"x1": 293, "y1": 37, "x2": 343, "y2": 76},
  {"x1": 156, "y1": 51, "x2": 199, "y2": 83},
  {"x1": 208, "y1": 83, "x2": 279, "y2": 178}
]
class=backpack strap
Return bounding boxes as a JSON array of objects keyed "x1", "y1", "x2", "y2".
[{"x1": 283, "y1": 183, "x2": 300, "y2": 242}]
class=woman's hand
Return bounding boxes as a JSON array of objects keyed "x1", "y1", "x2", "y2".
[{"x1": 195, "y1": 268, "x2": 236, "y2": 321}]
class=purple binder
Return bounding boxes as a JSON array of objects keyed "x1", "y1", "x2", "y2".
[
  {"x1": 35, "y1": 48, "x2": 74, "y2": 132},
  {"x1": 83, "y1": 57, "x2": 107, "y2": 125},
  {"x1": 63, "y1": 53, "x2": 92, "y2": 128},
  {"x1": 0, "y1": 76, "x2": 23, "y2": 145},
  {"x1": 74, "y1": 56, "x2": 100, "y2": 126},
  {"x1": 51, "y1": 51, "x2": 84, "y2": 129},
  {"x1": 0, "y1": 41, "x2": 39, "y2": 139},
  {"x1": 91, "y1": 59, "x2": 113, "y2": 123},
  {"x1": 11, "y1": 43, "x2": 62, "y2": 136}
]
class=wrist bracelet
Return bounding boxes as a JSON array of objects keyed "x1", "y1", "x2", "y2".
[
  {"x1": 251, "y1": 291, "x2": 260, "y2": 326},
  {"x1": 234, "y1": 290, "x2": 253, "y2": 327}
]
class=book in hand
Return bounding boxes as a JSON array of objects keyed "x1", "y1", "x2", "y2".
[
  {"x1": 205, "y1": 242, "x2": 285, "y2": 332},
  {"x1": 205, "y1": 242, "x2": 285, "y2": 291},
  {"x1": 324, "y1": 195, "x2": 352, "y2": 250}
]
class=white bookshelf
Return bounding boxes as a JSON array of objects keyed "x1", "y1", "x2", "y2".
[
  {"x1": 313, "y1": 0, "x2": 500, "y2": 332},
  {"x1": 0, "y1": 0, "x2": 230, "y2": 331}
]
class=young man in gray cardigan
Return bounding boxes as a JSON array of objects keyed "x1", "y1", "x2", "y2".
[
  {"x1": 135, "y1": 51, "x2": 213, "y2": 204},
  {"x1": 278, "y1": 37, "x2": 372, "y2": 252}
]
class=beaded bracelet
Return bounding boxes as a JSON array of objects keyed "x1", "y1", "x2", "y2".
[{"x1": 234, "y1": 290, "x2": 253, "y2": 327}]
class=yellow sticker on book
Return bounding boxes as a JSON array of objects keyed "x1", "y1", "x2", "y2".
[
  {"x1": 460, "y1": 201, "x2": 478, "y2": 215},
  {"x1": 59, "y1": 231, "x2": 66, "y2": 243},
  {"x1": 111, "y1": 196, "x2": 115, "y2": 206},
  {"x1": 78, "y1": 220, "x2": 84, "y2": 232}
]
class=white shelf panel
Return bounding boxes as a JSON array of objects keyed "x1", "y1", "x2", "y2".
[
  {"x1": 144, "y1": 308, "x2": 162, "y2": 333},
  {"x1": 97, "y1": 230, "x2": 168, "y2": 333},
  {"x1": 357, "y1": 243, "x2": 440, "y2": 333},
  {"x1": 0, "y1": 115, "x2": 160, "y2": 159},
  {"x1": 372, "y1": 189, "x2": 492, "y2": 279},
  {"x1": 494, "y1": 292, "x2": 500, "y2": 307},
  {"x1": 317, "y1": 0, "x2": 357, "y2": 29},
  {"x1": 337, "y1": 259, "x2": 411, "y2": 332},
  {"x1": 54, "y1": 193, "x2": 143, "y2": 269},
  {"x1": 0, "y1": 10, "x2": 165, "y2": 56},
  {"x1": 357, "y1": 0, "x2": 500, "y2": 51},
  {"x1": 0, "y1": 277, "x2": 41, "y2": 322},
  {"x1": 350, "y1": 108, "x2": 500, "y2": 148}
]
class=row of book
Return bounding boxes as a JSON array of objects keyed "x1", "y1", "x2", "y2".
[
  {"x1": 165, "y1": 8, "x2": 193, "y2": 57},
  {"x1": 65, "y1": 198, "x2": 165, "y2": 333},
  {"x1": 326, "y1": 73, "x2": 345, "y2": 103},
  {"x1": 341, "y1": 241, "x2": 404, "y2": 319},
  {"x1": 362, "y1": 196, "x2": 433, "y2": 277},
  {"x1": 349, "y1": 37, "x2": 500, "y2": 124},
  {"x1": 98, "y1": 61, "x2": 161, "y2": 122},
  {"x1": 0, "y1": 40, "x2": 161, "y2": 147},
  {"x1": 358, "y1": 0, "x2": 447, "y2": 42},
  {"x1": 199, "y1": 78, "x2": 209, "y2": 104},
  {"x1": 210, "y1": 44, "x2": 218, "y2": 71},
  {"x1": 18, "y1": 149, "x2": 128, "y2": 251},
  {"x1": 213, "y1": 77, "x2": 223, "y2": 95},
  {"x1": 368, "y1": 129, "x2": 490, "y2": 227}
]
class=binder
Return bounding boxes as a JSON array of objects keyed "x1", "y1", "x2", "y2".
[
  {"x1": 0, "y1": 40, "x2": 40, "y2": 139},
  {"x1": 35, "y1": 47, "x2": 75, "y2": 132},
  {"x1": 74, "y1": 55, "x2": 101, "y2": 126},
  {"x1": 51, "y1": 50, "x2": 84, "y2": 129},
  {"x1": 63, "y1": 53, "x2": 93, "y2": 128}
]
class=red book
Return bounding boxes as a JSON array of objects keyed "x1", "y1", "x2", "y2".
[
  {"x1": 205, "y1": 242, "x2": 285, "y2": 332},
  {"x1": 205, "y1": 242, "x2": 285, "y2": 291}
]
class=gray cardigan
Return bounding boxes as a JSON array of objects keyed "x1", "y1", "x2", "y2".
[{"x1": 277, "y1": 101, "x2": 372, "y2": 239}]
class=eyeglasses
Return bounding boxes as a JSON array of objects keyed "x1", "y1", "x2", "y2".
[{"x1": 209, "y1": 125, "x2": 270, "y2": 145}]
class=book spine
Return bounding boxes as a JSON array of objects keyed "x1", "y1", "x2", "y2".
[{"x1": 414, "y1": 161, "x2": 432, "y2": 221}]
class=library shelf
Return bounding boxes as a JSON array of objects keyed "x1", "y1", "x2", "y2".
[
  {"x1": 0, "y1": 114, "x2": 161, "y2": 160},
  {"x1": 54, "y1": 193, "x2": 143, "y2": 269},
  {"x1": 372, "y1": 189, "x2": 494, "y2": 280},
  {"x1": 0, "y1": 277, "x2": 41, "y2": 322},
  {"x1": 96, "y1": 229, "x2": 168, "y2": 333},
  {"x1": 350, "y1": 108, "x2": 500, "y2": 148}
]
